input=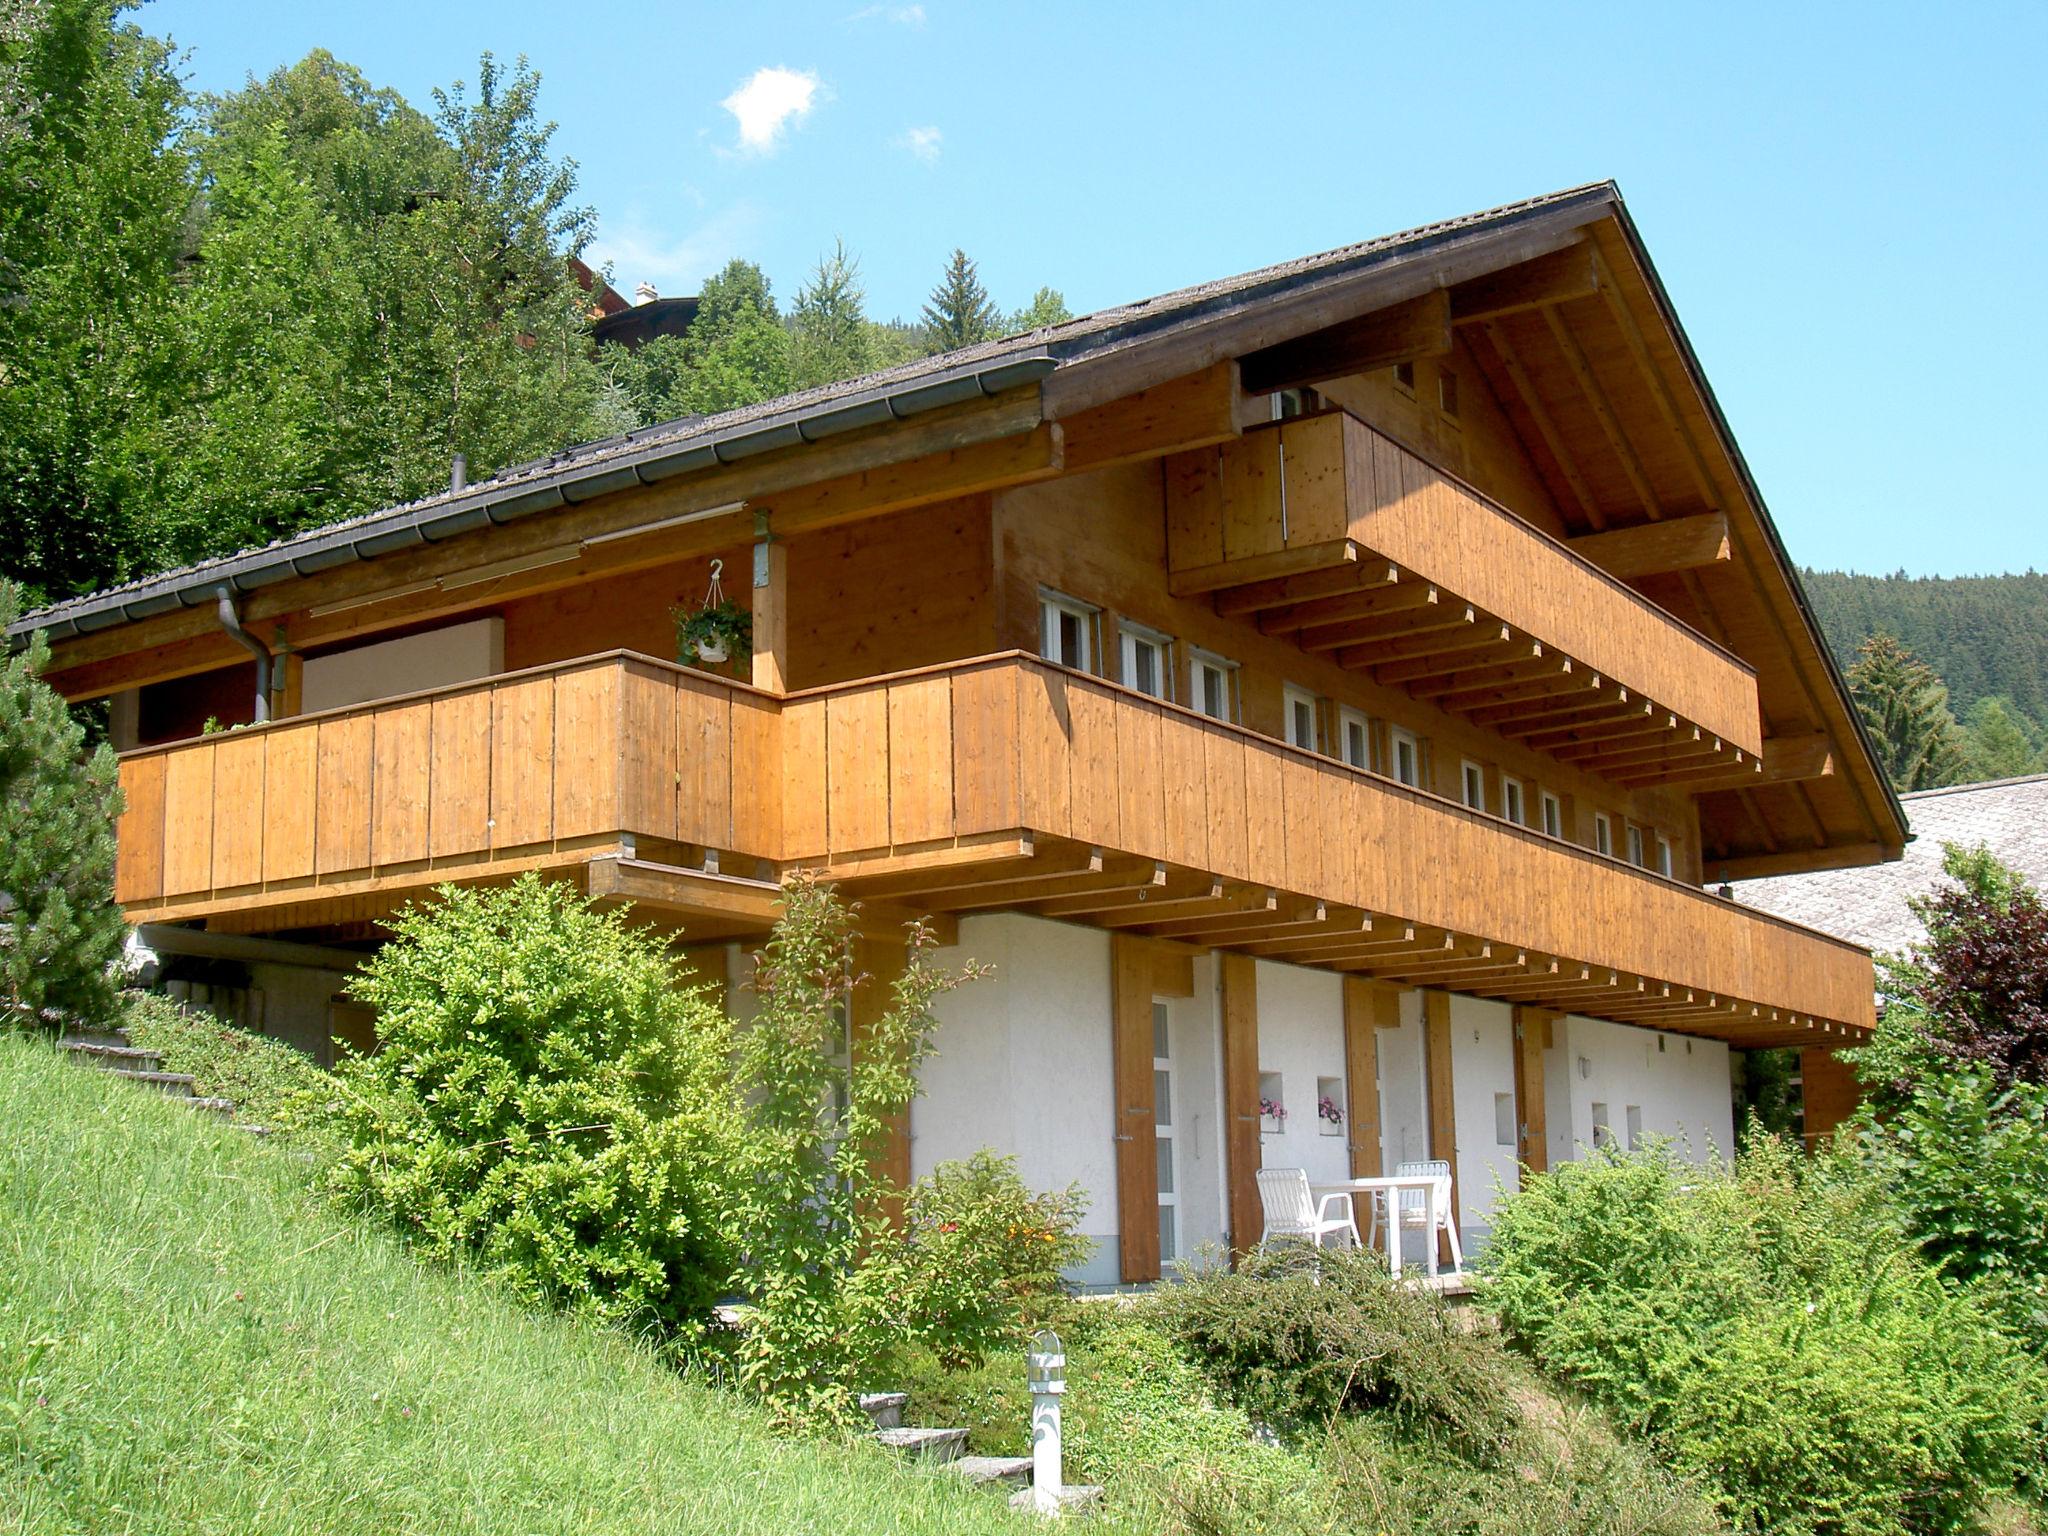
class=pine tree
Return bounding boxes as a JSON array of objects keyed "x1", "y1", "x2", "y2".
[
  {"x1": 0, "y1": 583, "x2": 127, "y2": 1030},
  {"x1": 1009, "y1": 285, "x2": 1073, "y2": 332},
  {"x1": 791, "y1": 239, "x2": 875, "y2": 389},
  {"x1": 1846, "y1": 631, "x2": 1965, "y2": 792},
  {"x1": 920, "y1": 248, "x2": 999, "y2": 354}
]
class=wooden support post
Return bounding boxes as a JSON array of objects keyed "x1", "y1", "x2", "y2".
[
  {"x1": 1799, "y1": 1046, "x2": 1861, "y2": 1149},
  {"x1": 1341, "y1": 977, "x2": 1397, "y2": 1180},
  {"x1": 850, "y1": 934, "x2": 912, "y2": 1231},
  {"x1": 1111, "y1": 934, "x2": 1161, "y2": 1283},
  {"x1": 273, "y1": 648, "x2": 304, "y2": 719},
  {"x1": 1422, "y1": 991, "x2": 1460, "y2": 1266},
  {"x1": 752, "y1": 518, "x2": 788, "y2": 693},
  {"x1": 1511, "y1": 1006, "x2": 1556, "y2": 1177},
  {"x1": 1220, "y1": 951, "x2": 1263, "y2": 1262}
]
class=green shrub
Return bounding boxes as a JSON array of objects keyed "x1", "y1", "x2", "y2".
[
  {"x1": 896, "y1": 1149, "x2": 1089, "y2": 1365},
  {"x1": 1145, "y1": 1244, "x2": 1518, "y2": 1462},
  {"x1": 122, "y1": 990, "x2": 335, "y2": 1137},
  {"x1": 888, "y1": 1345, "x2": 1032, "y2": 1456},
  {"x1": 328, "y1": 876, "x2": 742, "y2": 1336},
  {"x1": 1483, "y1": 1136, "x2": 2047, "y2": 1536}
]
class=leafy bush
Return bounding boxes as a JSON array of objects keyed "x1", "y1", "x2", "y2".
[
  {"x1": 1, "y1": 582, "x2": 126, "y2": 1032},
  {"x1": 328, "y1": 876, "x2": 742, "y2": 1335},
  {"x1": 895, "y1": 1149, "x2": 1088, "y2": 1365},
  {"x1": 1484, "y1": 1137, "x2": 2047, "y2": 1536},
  {"x1": 122, "y1": 990, "x2": 335, "y2": 1136},
  {"x1": 1146, "y1": 1245, "x2": 1517, "y2": 1462}
]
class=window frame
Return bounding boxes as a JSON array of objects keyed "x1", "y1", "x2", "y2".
[
  {"x1": 1187, "y1": 647, "x2": 1238, "y2": 723},
  {"x1": 1117, "y1": 618, "x2": 1174, "y2": 702},
  {"x1": 1539, "y1": 789, "x2": 1564, "y2": 840},
  {"x1": 1388, "y1": 725, "x2": 1421, "y2": 788},
  {"x1": 1655, "y1": 833, "x2": 1675, "y2": 879},
  {"x1": 1593, "y1": 812, "x2": 1614, "y2": 858},
  {"x1": 1281, "y1": 683, "x2": 1322, "y2": 754},
  {"x1": 1502, "y1": 778, "x2": 1527, "y2": 828},
  {"x1": 1626, "y1": 823, "x2": 1646, "y2": 869},
  {"x1": 1336, "y1": 705, "x2": 1374, "y2": 771},
  {"x1": 1038, "y1": 589, "x2": 1098, "y2": 674},
  {"x1": 1460, "y1": 759, "x2": 1487, "y2": 813}
]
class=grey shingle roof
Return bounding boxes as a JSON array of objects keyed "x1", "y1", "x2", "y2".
[
  {"x1": 7, "y1": 183, "x2": 1618, "y2": 644},
  {"x1": 1735, "y1": 775, "x2": 2048, "y2": 955}
]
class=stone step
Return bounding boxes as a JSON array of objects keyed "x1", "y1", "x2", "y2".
[
  {"x1": 949, "y1": 1455, "x2": 1034, "y2": 1489},
  {"x1": 872, "y1": 1425, "x2": 967, "y2": 1463},
  {"x1": 859, "y1": 1391, "x2": 907, "y2": 1430},
  {"x1": 188, "y1": 1097, "x2": 236, "y2": 1117},
  {"x1": 112, "y1": 1069, "x2": 197, "y2": 1098},
  {"x1": 59, "y1": 1028, "x2": 134, "y2": 1051},
  {"x1": 1009, "y1": 1484, "x2": 1104, "y2": 1516},
  {"x1": 61, "y1": 1041, "x2": 165, "y2": 1071}
]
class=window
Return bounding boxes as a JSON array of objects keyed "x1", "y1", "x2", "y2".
[
  {"x1": 1593, "y1": 812, "x2": 1613, "y2": 857},
  {"x1": 1153, "y1": 1001, "x2": 1179, "y2": 1266},
  {"x1": 1502, "y1": 778, "x2": 1527, "y2": 827},
  {"x1": 1626, "y1": 824, "x2": 1646, "y2": 869},
  {"x1": 1460, "y1": 760, "x2": 1487, "y2": 813},
  {"x1": 1494, "y1": 1092, "x2": 1517, "y2": 1149},
  {"x1": 1337, "y1": 707, "x2": 1373, "y2": 771},
  {"x1": 1272, "y1": 386, "x2": 1321, "y2": 420},
  {"x1": 1282, "y1": 685, "x2": 1321, "y2": 753},
  {"x1": 1039, "y1": 591, "x2": 1095, "y2": 672},
  {"x1": 1438, "y1": 369, "x2": 1460, "y2": 419},
  {"x1": 1119, "y1": 622, "x2": 1172, "y2": 701},
  {"x1": 1188, "y1": 649, "x2": 1236, "y2": 721},
  {"x1": 1539, "y1": 790, "x2": 1564, "y2": 839},
  {"x1": 1655, "y1": 834, "x2": 1674, "y2": 879},
  {"x1": 1625, "y1": 1105, "x2": 1644, "y2": 1151},
  {"x1": 1392, "y1": 360, "x2": 1416, "y2": 395},
  {"x1": 1389, "y1": 726, "x2": 1421, "y2": 788},
  {"x1": 1591, "y1": 1102, "x2": 1612, "y2": 1148}
]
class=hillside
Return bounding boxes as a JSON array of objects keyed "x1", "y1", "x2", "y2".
[
  {"x1": 0, "y1": 1037, "x2": 1029, "y2": 1536},
  {"x1": 1802, "y1": 569, "x2": 2048, "y2": 727}
]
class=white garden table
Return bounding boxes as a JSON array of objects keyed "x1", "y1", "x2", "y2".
[{"x1": 1309, "y1": 1175, "x2": 1456, "y2": 1280}]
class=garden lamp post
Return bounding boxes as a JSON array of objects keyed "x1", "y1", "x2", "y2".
[{"x1": 1026, "y1": 1328, "x2": 1065, "y2": 1515}]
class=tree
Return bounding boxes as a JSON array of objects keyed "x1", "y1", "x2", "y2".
[
  {"x1": 920, "y1": 247, "x2": 999, "y2": 353},
  {"x1": 790, "y1": 239, "x2": 874, "y2": 389},
  {"x1": 0, "y1": 582, "x2": 126, "y2": 1030},
  {"x1": 0, "y1": 0, "x2": 191, "y2": 602},
  {"x1": 1959, "y1": 696, "x2": 2041, "y2": 784},
  {"x1": 1009, "y1": 285, "x2": 1073, "y2": 332},
  {"x1": 1845, "y1": 631, "x2": 1964, "y2": 791}
]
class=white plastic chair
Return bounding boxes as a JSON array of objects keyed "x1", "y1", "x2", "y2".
[
  {"x1": 1366, "y1": 1159, "x2": 1465, "y2": 1273},
  {"x1": 1255, "y1": 1167, "x2": 1361, "y2": 1251}
]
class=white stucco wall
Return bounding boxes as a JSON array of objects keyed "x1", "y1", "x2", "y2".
[
  {"x1": 1249, "y1": 960, "x2": 1350, "y2": 1190},
  {"x1": 1447, "y1": 994, "x2": 1519, "y2": 1237},
  {"x1": 1376, "y1": 991, "x2": 1429, "y2": 1169},
  {"x1": 1554, "y1": 1015, "x2": 1733, "y2": 1163},
  {"x1": 914, "y1": 914, "x2": 1122, "y2": 1283}
]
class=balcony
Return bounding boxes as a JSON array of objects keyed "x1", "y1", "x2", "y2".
[
  {"x1": 114, "y1": 651, "x2": 1870, "y2": 1047},
  {"x1": 1164, "y1": 410, "x2": 1765, "y2": 785}
]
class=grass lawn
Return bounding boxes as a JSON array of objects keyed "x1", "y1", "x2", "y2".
[{"x1": 0, "y1": 1034, "x2": 1036, "y2": 1536}]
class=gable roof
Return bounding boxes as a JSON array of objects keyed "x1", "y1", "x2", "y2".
[
  {"x1": 1736, "y1": 775, "x2": 2048, "y2": 953},
  {"x1": 7, "y1": 183, "x2": 1615, "y2": 644}
]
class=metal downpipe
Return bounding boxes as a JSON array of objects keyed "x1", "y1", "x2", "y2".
[{"x1": 213, "y1": 586, "x2": 271, "y2": 724}]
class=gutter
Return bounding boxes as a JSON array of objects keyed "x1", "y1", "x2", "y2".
[
  {"x1": 9, "y1": 353, "x2": 1059, "y2": 647},
  {"x1": 214, "y1": 587, "x2": 271, "y2": 723}
]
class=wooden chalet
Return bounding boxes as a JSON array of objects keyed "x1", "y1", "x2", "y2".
[{"x1": 11, "y1": 183, "x2": 1905, "y2": 1281}]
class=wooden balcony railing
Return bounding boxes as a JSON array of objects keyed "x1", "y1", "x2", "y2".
[
  {"x1": 114, "y1": 650, "x2": 1871, "y2": 1042},
  {"x1": 1166, "y1": 410, "x2": 1766, "y2": 783}
]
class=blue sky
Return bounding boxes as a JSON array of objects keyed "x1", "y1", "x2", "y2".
[{"x1": 147, "y1": 0, "x2": 2044, "y2": 578}]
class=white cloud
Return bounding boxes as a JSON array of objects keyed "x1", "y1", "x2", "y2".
[
  {"x1": 899, "y1": 125, "x2": 942, "y2": 164},
  {"x1": 586, "y1": 203, "x2": 766, "y2": 300},
  {"x1": 847, "y1": 3, "x2": 926, "y2": 24},
  {"x1": 720, "y1": 67, "x2": 819, "y2": 154}
]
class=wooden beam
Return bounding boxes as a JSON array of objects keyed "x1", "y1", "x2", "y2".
[
  {"x1": 1519, "y1": 710, "x2": 1676, "y2": 752},
  {"x1": 1707, "y1": 842, "x2": 1890, "y2": 882},
  {"x1": 1683, "y1": 731, "x2": 1836, "y2": 788},
  {"x1": 1511, "y1": 1006, "x2": 1555, "y2": 1177},
  {"x1": 924, "y1": 860, "x2": 1167, "y2": 913},
  {"x1": 1448, "y1": 241, "x2": 1600, "y2": 324},
  {"x1": 1259, "y1": 576, "x2": 1433, "y2": 638},
  {"x1": 1238, "y1": 290, "x2": 1452, "y2": 395},
  {"x1": 1169, "y1": 539, "x2": 1360, "y2": 599},
  {"x1": 1374, "y1": 637, "x2": 1539, "y2": 688},
  {"x1": 1220, "y1": 952, "x2": 1263, "y2": 1261},
  {"x1": 1342, "y1": 978, "x2": 1395, "y2": 1183},
  {"x1": 1214, "y1": 560, "x2": 1399, "y2": 619},
  {"x1": 1422, "y1": 991, "x2": 1459, "y2": 1266},
  {"x1": 1414, "y1": 655, "x2": 1571, "y2": 703},
  {"x1": 1568, "y1": 513, "x2": 1731, "y2": 581},
  {"x1": 1111, "y1": 934, "x2": 1161, "y2": 1283},
  {"x1": 751, "y1": 531, "x2": 788, "y2": 692}
]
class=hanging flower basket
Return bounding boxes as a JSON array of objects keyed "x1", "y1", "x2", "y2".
[
  {"x1": 673, "y1": 561, "x2": 751, "y2": 670},
  {"x1": 1318, "y1": 1095, "x2": 1344, "y2": 1126}
]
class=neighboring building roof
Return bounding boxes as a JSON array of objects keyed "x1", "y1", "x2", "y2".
[
  {"x1": 5, "y1": 182, "x2": 1614, "y2": 644},
  {"x1": 1736, "y1": 774, "x2": 2048, "y2": 954}
]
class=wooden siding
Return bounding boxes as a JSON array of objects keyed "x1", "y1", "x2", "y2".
[
  {"x1": 1169, "y1": 410, "x2": 1763, "y2": 756},
  {"x1": 113, "y1": 648, "x2": 1871, "y2": 1037}
]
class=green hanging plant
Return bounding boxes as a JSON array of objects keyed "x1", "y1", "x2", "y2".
[{"x1": 672, "y1": 558, "x2": 751, "y2": 669}]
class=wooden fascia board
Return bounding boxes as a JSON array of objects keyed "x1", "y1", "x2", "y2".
[{"x1": 1567, "y1": 512, "x2": 1732, "y2": 580}]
